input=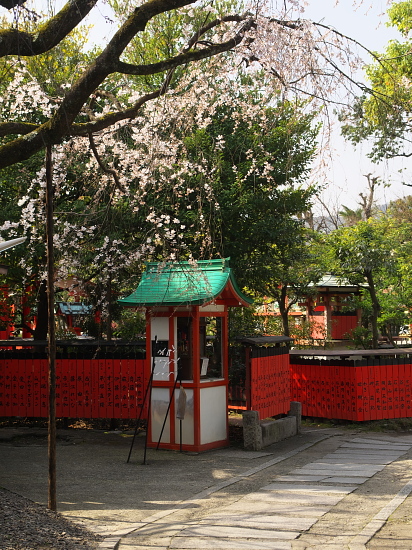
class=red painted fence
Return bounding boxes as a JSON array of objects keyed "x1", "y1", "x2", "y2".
[
  {"x1": 290, "y1": 353, "x2": 412, "y2": 421},
  {"x1": 249, "y1": 346, "x2": 291, "y2": 419},
  {"x1": 308, "y1": 313, "x2": 358, "y2": 340},
  {"x1": 3, "y1": 341, "x2": 412, "y2": 423},
  {"x1": 0, "y1": 342, "x2": 147, "y2": 420},
  {"x1": 229, "y1": 341, "x2": 292, "y2": 419}
]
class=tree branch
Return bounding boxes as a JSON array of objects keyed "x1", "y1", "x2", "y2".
[
  {"x1": 115, "y1": 19, "x2": 253, "y2": 75},
  {"x1": 0, "y1": 0, "x2": 98, "y2": 57},
  {"x1": 0, "y1": 121, "x2": 38, "y2": 137},
  {"x1": 88, "y1": 133, "x2": 125, "y2": 193},
  {"x1": 0, "y1": 0, "x2": 26, "y2": 9},
  {"x1": 0, "y1": 1, "x2": 253, "y2": 167}
]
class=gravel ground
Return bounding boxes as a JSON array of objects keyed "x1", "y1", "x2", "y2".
[{"x1": 0, "y1": 488, "x2": 103, "y2": 550}]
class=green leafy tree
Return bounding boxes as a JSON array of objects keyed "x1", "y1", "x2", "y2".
[
  {"x1": 247, "y1": 228, "x2": 325, "y2": 337},
  {"x1": 181, "y1": 97, "x2": 319, "y2": 283},
  {"x1": 387, "y1": 195, "x2": 412, "y2": 224},
  {"x1": 327, "y1": 217, "x2": 399, "y2": 348},
  {"x1": 341, "y1": 1, "x2": 412, "y2": 161}
]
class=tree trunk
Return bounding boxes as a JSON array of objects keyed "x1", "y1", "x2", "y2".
[
  {"x1": 33, "y1": 281, "x2": 48, "y2": 340},
  {"x1": 366, "y1": 271, "x2": 381, "y2": 349},
  {"x1": 278, "y1": 285, "x2": 290, "y2": 337},
  {"x1": 106, "y1": 276, "x2": 112, "y2": 341}
]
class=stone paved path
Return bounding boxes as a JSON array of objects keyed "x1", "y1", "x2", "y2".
[{"x1": 114, "y1": 435, "x2": 412, "y2": 550}]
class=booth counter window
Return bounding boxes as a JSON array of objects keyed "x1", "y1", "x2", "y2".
[
  {"x1": 201, "y1": 317, "x2": 223, "y2": 379},
  {"x1": 177, "y1": 316, "x2": 192, "y2": 380},
  {"x1": 177, "y1": 316, "x2": 223, "y2": 380}
]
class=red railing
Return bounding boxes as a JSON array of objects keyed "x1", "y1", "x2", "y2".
[
  {"x1": 0, "y1": 341, "x2": 147, "y2": 420},
  {"x1": 249, "y1": 346, "x2": 290, "y2": 419},
  {"x1": 290, "y1": 352, "x2": 412, "y2": 421},
  {"x1": 4, "y1": 341, "x2": 412, "y2": 423},
  {"x1": 331, "y1": 314, "x2": 358, "y2": 339}
]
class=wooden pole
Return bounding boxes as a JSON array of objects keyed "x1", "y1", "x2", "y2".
[
  {"x1": 46, "y1": 144, "x2": 57, "y2": 511},
  {"x1": 106, "y1": 275, "x2": 112, "y2": 341}
]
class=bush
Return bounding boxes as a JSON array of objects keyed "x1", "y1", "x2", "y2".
[
  {"x1": 346, "y1": 326, "x2": 373, "y2": 349},
  {"x1": 113, "y1": 309, "x2": 145, "y2": 341}
]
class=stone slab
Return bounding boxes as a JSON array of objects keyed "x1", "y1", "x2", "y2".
[
  {"x1": 323, "y1": 454, "x2": 394, "y2": 464},
  {"x1": 320, "y1": 476, "x2": 369, "y2": 484},
  {"x1": 261, "y1": 416, "x2": 297, "y2": 447},
  {"x1": 341, "y1": 443, "x2": 410, "y2": 451},
  {"x1": 292, "y1": 468, "x2": 376, "y2": 478},
  {"x1": 329, "y1": 448, "x2": 405, "y2": 457},
  {"x1": 170, "y1": 537, "x2": 291, "y2": 549},
  {"x1": 322, "y1": 458, "x2": 391, "y2": 465},
  {"x1": 291, "y1": 470, "x2": 375, "y2": 478},
  {"x1": 97, "y1": 524, "x2": 146, "y2": 536},
  {"x1": 294, "y1": 468, "x2": 378, "y2": 478},
  {"x1": 120, "y1": 537, "x2": 173, "y2": 548},
  {"x1": 242, "y1": 492, "x2": 344, "y2": 506},
  {"x1": 99, "y1": 538, "x2": 122, "y2": 549},
  {"x1": 275, "y1": 475, "x2": 329, "y2": 482},
  {"x1": 200, "y1": 513, "x2": 318, "y2": 531},
  {"x1": 180, "y1": 525, "x2": 299, "y2": 540},
  {"x1": 298, "y1": 462, "x2": 383, "y2": 472},
  {"x1": 261, "y1": 483, "x2": 356, "y2": 494},
  {"x1": 218, "y1": 501, "x2": 330, "y2": 517},
  {"x1": 304, "y1": 461, "x2": 387, "y2": 475},
  {"x1": 124, "y1": 523, "x2": 185, "y2": 537},
  {"x1": 350, "y1": 437, "x2": 412, "y2": 446}
]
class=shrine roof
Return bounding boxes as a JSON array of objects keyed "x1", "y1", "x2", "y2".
[
  {"x1": 118, "y1": 258, "x2": 252, "y2": 307},
  {"x1": 312, "y1": 274, "x2": 361, "y2": 292},
  {"x1": 56, "y1": 302, "x2": 93, "y2": 315}
]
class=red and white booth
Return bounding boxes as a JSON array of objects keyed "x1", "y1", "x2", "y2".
[{"x1": 119, "y1": 258, "x2": 252, "y2": 452}]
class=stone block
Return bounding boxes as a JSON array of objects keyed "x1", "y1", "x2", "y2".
[
  {"x1": 242, "y1": 410, "x2": 262, "y2": 451},
  {"x1": 289, "y1": 401, "x2": 302, "y2": 434},
  {"x1": 261, "y1": 416, "x2": 297, "y2": 447}
]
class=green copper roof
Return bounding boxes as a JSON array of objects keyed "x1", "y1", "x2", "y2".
[
  {"x1": 56, "y1": 302, "x2": 93, "y2": 315},
  {"x1": 118, "y1": 258, "x2": 252, "y2": 307}
]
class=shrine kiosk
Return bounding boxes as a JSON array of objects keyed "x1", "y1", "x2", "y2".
[
  {"x1": 119, "y1": 258, "x2": 252, "y2": 452},
  {"x1": 301, "y1": 274, "x2": 362, "y2": 341}
]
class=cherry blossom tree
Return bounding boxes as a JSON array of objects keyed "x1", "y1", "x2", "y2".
[
  {"x1": 0, "y1": 0, "x2": 369, "y2": 167},
  {"x1": 0, "y1": 0, "x2": 372, "y2": 332}
]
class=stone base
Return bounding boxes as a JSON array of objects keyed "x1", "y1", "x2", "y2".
[{"x1": 242, "y1": 402, "x2": 302, "y2": 451}]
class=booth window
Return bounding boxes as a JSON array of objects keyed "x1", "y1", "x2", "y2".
[
  {"x1": 201, "y1": 317, "x2": 223, "y2": 379},
  {"x1": 177, "y1": 317, "x2": 193, "y2": 380}
]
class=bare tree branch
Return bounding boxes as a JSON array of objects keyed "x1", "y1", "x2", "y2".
[
  {"x1": 88, "y1": 133, "x2": 125, "y2": 193},
  {"x1": 0, "y1": 0, "x2": 26, "y2": 9},
  {"x1": 115, "y1": 15, "x2": 252, "y2": 75}
]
